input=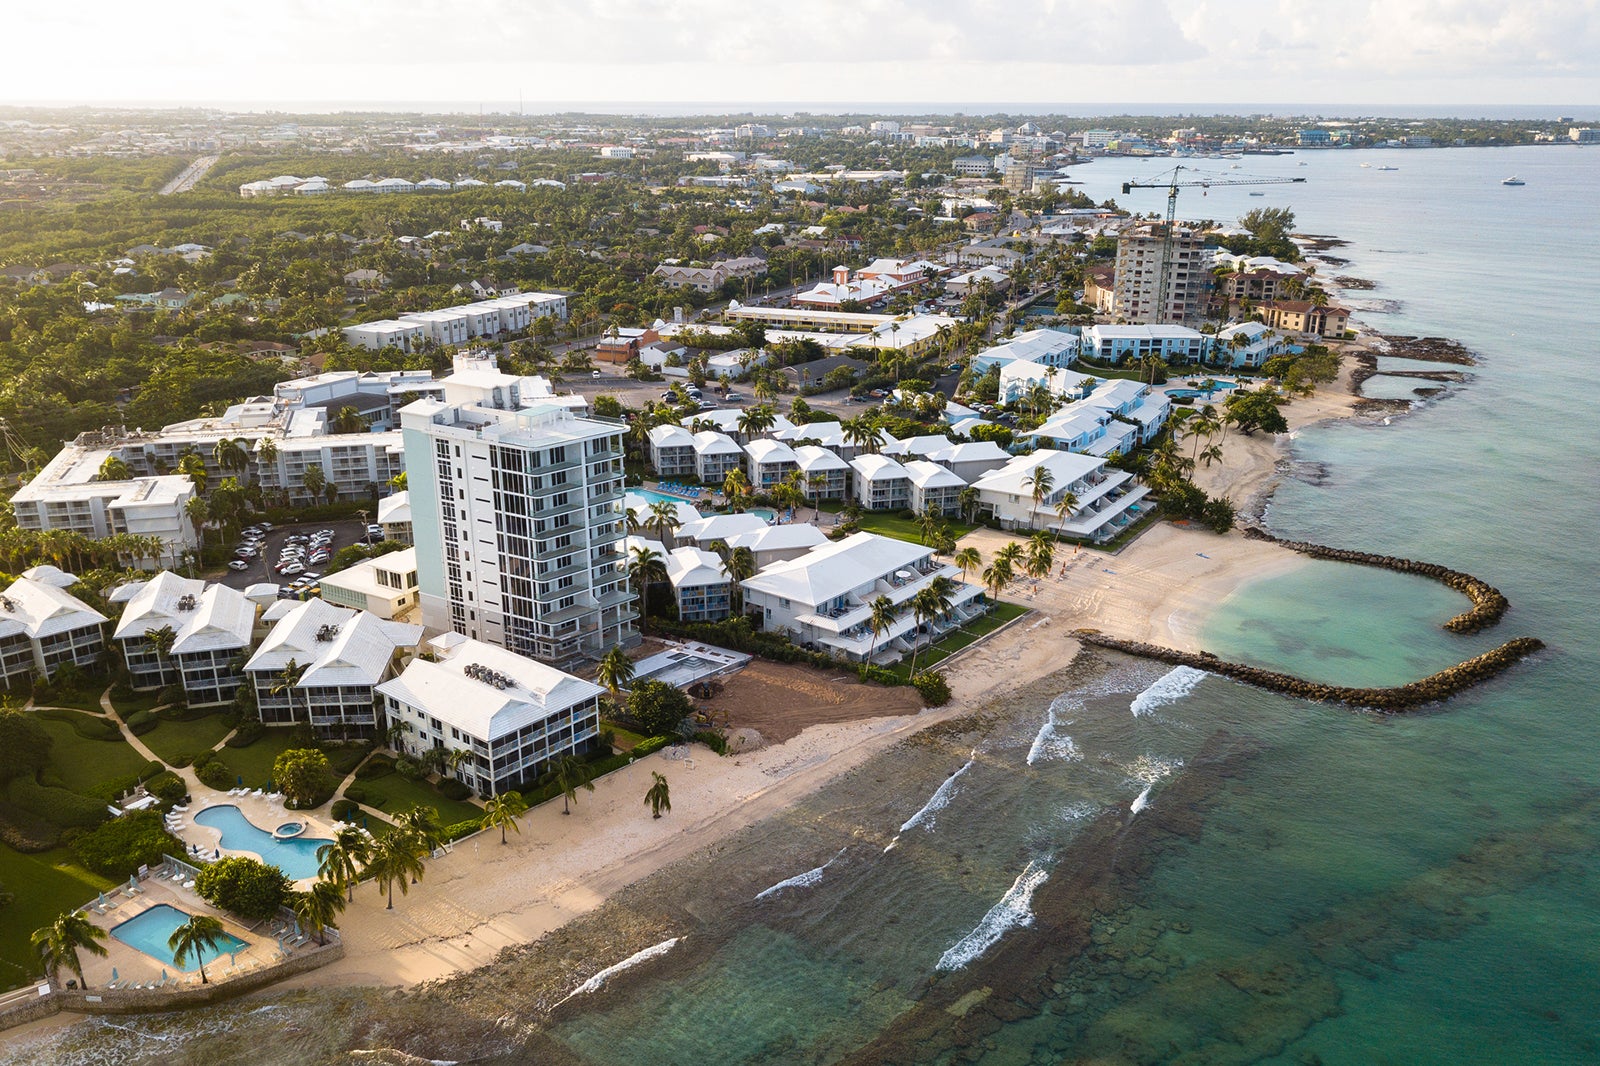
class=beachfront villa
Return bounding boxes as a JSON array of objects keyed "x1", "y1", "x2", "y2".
[
  {"x1": 927, "y1": 440, "x2": 1012, "y2": 483},
  {"x1": 741, "y1": 531, "x2": 983, "y2": 663},
  {"x1": 647, "y1": 424, "x2": 697, "y2": 478},
  {"x1": 112, "y1": 572, "x2": 255, "y2": 705},
  {"x1": 1083, "y1": 379, "x2": 1171, "y2": 445},
  {"x1": 1215, "y1": 321, "x2": 1289, "y2": 368},
  {"x1": 744, "y1": 438, "x2": 800, "y2": 490},
  {"x1": 998, "y1": 361, "x2": 1096, "y2": 404},
  {"x1": 720, "y1": 522, "x2": 830, "y2": 570},
  {"x1": 665, "y1": 546, "x2": 734, "y2": 622},
  {"x1": 0, "y1": 572, "x2": 108, "y2": 692},
  {"x1": 245, "y1": 599, "x2": 423, "y2": 739},
  {"x1": 378, "y1": 634, "x2": 603, "y2": 797},
  {"x1": 970, "y1": 449, "x2": 1149, "y2": 541}
]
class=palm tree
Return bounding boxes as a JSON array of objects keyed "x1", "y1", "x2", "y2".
[
  {"x1": 866, "y1": 595, "x2": 898, "y2": 662},
  {"x1": 177, "y1": 452, "x2": 208, "y2": 495},
  {"x1": 842, "y1": 416, "x2": 880, "y2": 456},
  {"x1": 723, "y1": 546, "x2": 756, "y2": 615},
  {"x1": 270, "y1": 659, "x2": 308, "y2": 725},
  {"x1": 291, "y1": 881, "x2": 346, "y2": 946},
  {"x1": 995, "y1": 541, "x2": 1024, "y2": 573},
  {"x1": 301, "y1": 463, "x2": 328, "y2": 504},
  {"x1": 211, "y1": 437, "x2": 249, "y2": 478},
  {"x1": 952, "y1": 546, "x2": 981, "y2": 583},
  {"x1": 31, "y1": 911, "x2": 109, "y2": 989},
  {"x1": 168, "y1": 914, "x2": 227, "y2": 984},
  {"x1": 481, "y1": 790, "x2": 528, "y2": 844},
  {"x1": 1026, "y1": 465, "x2": 1054, "y2": 522},
  {"x1": 97, "y1": 455, "x2": 131, "y2": 482},
  {"x1": 1026, "y1": 531, "x2": 1055, "y2": 579},
  {"x1": 596, "y1": 646, "x2": 634, "y2": 703},
  {"x1": 722, "y1": 467, "x2": 751, "y2": 510},
  {"x1": 958, "y1": 486, "x2": 980, "y2": 524},
  {"x1": 917, "y1": 504, "x2": 943, "y2": 546},
  {"x1": 330, "y1": 406, "x2": 369, "y2": 435},
  {"x1": 368, "y1": 828, "x2": 427, "y2": 909},
  {"x1": 737, "y1": 404, "x2": 777, "y2": 440},
  {"x1": 255, "y1": 436, "x2": 279, "y2": 470},
  {"x1": 184, "y1": 495, "x2": 210, "y2": 548},
  {"x1": 644, "y1": 771, "x2": 672, "y2": 819},
  {"x1": 906, "y1": 584, "x2": 951, "y2": 677},
  {"x1": 142, "y1": 624, "x2": 176, "y2": 663},
  {"x1": 1199, "y1": 441, "x2": 1225, "y2": 468},
  {"x1": 393, "y1": 807, "x2": 443, "y2": 880},
  {"x1": 628, "y1": 545, "x2": 668, "y2": 617},
  {"x1": 317, "y1": 825, "x2": 372, "y2": 902},
  {"x1": 648, "y1": 499, "x2": 681, "y2": 547},
  {"x1": 551, "y1": 753, "x2": 595, "y2": 815},
  {"x1": 1053, "y1": 490, "x2": 1080, "y2": 531}
]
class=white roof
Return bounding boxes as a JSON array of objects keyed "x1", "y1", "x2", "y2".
[
  {"x1": 744, "y1": 438, "x2": 798, "y2": 464},
  {"x1": 648, "y1": 424, "x2": 696, "y2": 448},
  {"x1": 377, "y1": 638, "x2": 602, "y2": 744},
  {"x1": 904, "y1": 459, "x2": 966, "y2": 490},
  {"x1": 970, "y1": 448, "x2": 1105, "y2": 496},
  {"x1": 722, "y1": 523, "x2": 830, "y2": 555},
  {"x1": 0, "y1": 577, "x2": 107, "y2": 640},
  {"x1": 1086, "y1": 323, "x2": 1204, "y2": 342},
  {"x1": 170, "y1": 584, "x2": 256, "y2": 655},
  {"x1": 676, "y1": 513, "x2": 769, "y2": 544},
  {"x1": 882, "y1": 433, "x2": 952, "y2": 459},
  {"x1": 625, "y1": 534, "x2": 668, "y2": 559},
  {"x1": 112, "y1": 570, "x2": 204, "y2": 640},
  {"x1": 1027, "y1": 407, "x2": 1108, "y2": 444},
  {"x1": 21, "y1": 565, "x2": 77, "y2": 589},
  {"x1": 665, "y1": 546, "x2": 728, "y2": 589},
  {"x1": 245, "y1": 599, "x2": 421, "y2": 689},
  {"x1": 850, "y1": 453, "x2": 911, "y2": 482},
  {"x1": 1084, "y1": 378, "x2": 1152, "y2": 409},
  {"x1": 792, "y1": 445, "x2": 850, "y2": 473},
  {"x1": 692, "y1": 430, "x2": 742, "y2": 455},
  {"x1": 377, "y1": 491, "x2": 411, "y2": 525},
  {"x1": 743, "y1": 532, "x2": 932, "y2": 608},
  {"x1": 928, "y1": 440, "x2": 1010, "y2": 465}
]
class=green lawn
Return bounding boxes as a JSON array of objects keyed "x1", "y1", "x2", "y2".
[
  {"x1": 883, "y1": 601, "x2": 1030, "y2": 681},
  {"x1": 0, "y1": 843, "x2": 116, "y2": 992},
  {"x1": 856, "y1": 512, "x2": 976, "y2": 545},
  {"x1": 208, "y1": 729, "x2": 305, "y2": 791},
  {"x1": 31, "y1": 713, "x2": 152, "y2": 796},
  {"x1": 348, "y1": 772, "x2": 482, "y2": 827},
  {"x1": 140, "y1": 713, "x2": 236, "y2": 765},
  {"x1": 33, "y1": 683, "x2": 110, "y2": 715},
  {"x1": 108, "y1": 687, "x2": 167, "y2": 717}
]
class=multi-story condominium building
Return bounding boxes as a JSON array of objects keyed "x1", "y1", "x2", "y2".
[
  {"x1": 905, "y1": 460, "x2": 966, "y2": 516},
  {"x1": 665, "y1": 547, "x2": 733, "y2": 622},
  {"x1": 0, "y1": 573, "x2": 108, "y2": 691},
  {"x1": 273, "y1": 369, "x2": 443, "y2": 431},
  {"x1": 647, "y1": 424, "x2": 697, "y2": 478},
  {"x1": 319, "y1": 547, "x2": 420, "y2": 620},
  {"x1": 113, "y1": 572, "x2": 255, "y2": 705},
  {"x1": 792, "y1": 445, "x2": 850, "y2": 500},
  {"x1": 674, "y1": 513, "x2": 768, "y2": 551},
  {"x1": 377, "y1": 491, "x2": 413, "y2": 544},
  {"x1": 246, "y1": 598, "x2": 422, "y2": 739},
  {"x1": 1215, "y1": 322, "x2": 1290, "y2": 368},
  {"x1": 343, "y1": 292, "x2": 568, "y2": 352},
  {"x1": 378, "y1": 635, "x2": 603, "y2": 797},
  {"x1": 692, "y1": 431, "x2": 744, "y2": 482},
  {"x1": 998, "y1": 361, "x2": 1096, "y2": 404},
  {"x1": 927, "y1": 441, "x2": 1012, "y2": 484},
  {"x1": 10, "y1": 472, "x2": 197, "y2": 568},
  {"x1": 651, "y1": 257, "x2": 768, "y2": 293},
  {"x1": 970, "y1": 450, "x2": 1149, "y2": 542},
  {"x1": 719, "y1": 524, "x2": 830, "y2": 570},
  {"x1": 850, "y1": 454, "x2": 912, "y2": 511},
  {"x1": 742, "y1": 532, "x2": 983, "y2": 663},
  {"x1": 1112, "y1": 225, "x2": 1211, "y2": 325},
  {"x1": 1081, "y1": 324, "x2": 1209, "y2": 366},
  {"x1": 1082, "y1": 379, "x2": 1172, "y2": 445},
  {"x1": 969, "y1": 328, "x2": 1080, "y2": 374},
  {"x1": 743, "y1": 439, "x2": 799, "y2": 490},
  {"x1": 401, "y1": 366, "x2": 635, "y2": 665},
  {"x1": 1255, "y1": 301, "x2": 1351, "y2": 338}
]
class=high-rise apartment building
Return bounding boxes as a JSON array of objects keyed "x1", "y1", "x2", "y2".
[
  {"x1": 401, "y1": 355, "x2": 635, "y2": 664},
  {"x1": 1112, "y1": 225, "x2": 1211, "y2": 326}
]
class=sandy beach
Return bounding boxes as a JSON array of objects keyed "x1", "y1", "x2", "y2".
[{"x1": 266, "y1": 375, "x2": 1363, "y2": 995}]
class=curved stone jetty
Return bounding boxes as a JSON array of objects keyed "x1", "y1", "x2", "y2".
[
  {"x1": 1074, "y1": 632, "x2": 1545, "y2": 712},
  {"x1": 1241, "y1": 527, "x2": 1510, "y2": 634}
]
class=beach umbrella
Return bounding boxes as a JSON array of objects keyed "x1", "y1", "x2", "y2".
[
  {"x1": 98, "y1": 892, "x2": 108, "y2": 908},
  {"x1": 110, "y1": 967, "x2": 119, "y2": 984},
  {"x1": 160, "y1": 969, "x2": 169, "y2": 984},
  {"x1": 127, "y1": 875, "x2": 137, "y2": 891}
]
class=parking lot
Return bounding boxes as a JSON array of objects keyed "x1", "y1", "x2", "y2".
[{"x1": 213, "y1": 517, "x2": 376, "y2": 594}]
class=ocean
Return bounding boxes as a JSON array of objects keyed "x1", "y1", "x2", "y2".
[{"x1": 7, "y1": 145, "x2": 1598, "y2": 1064}]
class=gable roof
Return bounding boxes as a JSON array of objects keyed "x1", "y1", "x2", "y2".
[
  {"x1": 377, "y1": 639, "x2": 602, "y2": 743},
  {"x1": 0, "y1": 577, "x2": 107, "y2": 640}
]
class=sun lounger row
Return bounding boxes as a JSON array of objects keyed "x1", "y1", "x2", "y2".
[{"x1": 657, "y1": 482, "x2": 703, "y2": 498}]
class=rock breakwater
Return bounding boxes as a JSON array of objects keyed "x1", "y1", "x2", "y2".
[
  {"x1": 1240, "y1": 527, "x2": 1510, "y2": 633},
  {"x1": 1074, "y1": 632, "x2": 1544, "y2": 712}
]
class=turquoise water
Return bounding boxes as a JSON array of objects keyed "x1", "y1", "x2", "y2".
[
  {"x1": 110, "y1": 904, "x2": 247, "y2": 972},
  {"x1": 635, "y1": 487, "x2": 705, "y2": 506},
  {"x1": 8, "y1": 144, "x2": 1599, "y2": 1066},
  {"x1": 193, "y1": 805, "x2": 329, "y2": 880},
  {"x1": 748, "y1": 507, "x2": 777, "y2": 523}
]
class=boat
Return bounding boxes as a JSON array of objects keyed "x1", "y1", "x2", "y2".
[
  {"x1": 1248, "y1": 191, "x2": 1266, "y2": 196},
  {"x1": 1298, "y1": 161, "x2": 1309, "y2": 166},
  {"x1": 1502, "y1": 176, "x2": 1526, "y2": 186},
  {"x1": 1360, "y1": 162, "x2": 1371, "y2": 168},
  {"x1": 1377, "y1": 165, "x2": 1399, "y2": 171}
]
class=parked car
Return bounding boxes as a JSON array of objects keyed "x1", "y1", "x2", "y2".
[
  {"x1": 227, "y1": 560, "x2": 250, "y2": 571},
  {"x1": 278, "y1": 563, "x2": 304, "y2": 576}
]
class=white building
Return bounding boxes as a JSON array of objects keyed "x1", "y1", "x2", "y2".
[
  {"x1": 401, "y1": 378, "x2": 635, "y2": 664},
  {"x1": 742, "y1": 532, "x2": 983, "y2": 663},
  {"x1": 692, "y1": 431, "x2": 744, "y2": 482},
  {"x1": 998, "y1": 361, "x2": 1096, "y2": 404},
  {"x1": 647, "y1": 424, "x2": 697, "y2": 478},
  {"x1": 927, "y1": 441, "x2": 1012, "y2": 484},
  {"x1": 674, "y1": 512, "x2": 768, "y2": 551},
  {"x1": 720, "y1": 523, "x2": 830, "y2": 570},
  {"x1": 113, "y1": 572, "x2": 254, "y2": 705},
  {"x1": 850, "y1": 453, "x2": 912, "y2": 511},
  {"x1": 969, "y1": 328, "x2": 1080, "y2": 374},
  {"x1": 970, "y1": 449, "x2": 1148, "y2": 541},
  {"x1": 665, "y1": 547, "x2": 733, "y2": 622},
  {"x1": 245, "y1": 598, "x2": 422, "y2": 738},
  {"x1": 905, "y1": 460, "x2": 967, "y2": 516},
  {"x1": 792, "y1": 445, "x2": 851, "y2": 500},
  {"x1": 10, "y1": 469, "x2": 198, "y2": 570},
  {"x1": 344, "y1": 292, "x2": 568, "y2": 352},
  {"x1": 1082, "y1": 379, "x2": 1172, "y2": 444},
  {"x1": 378, "y1": 491, "x2": 413, "y2": 544},
  {"x1": 1214, "y1": 321, "x2": 1288, "y2": 368},
  {"x1": 743, "y1": 438, "x2": 799, "y2": 491},
  {"x1": 378, "y1": 635, "x2": 603, "y2": 797},
  {"x1": 0, "y1": 574, "x2": 108, "y2": 691},
  {"x1": 319, "y1": 547, "x2": 420, "y2": 620},
  {"x1": 1082, "y1": 324, "x2": 1208, "y2": 366}
]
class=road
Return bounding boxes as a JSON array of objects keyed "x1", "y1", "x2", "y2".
[{"x1": 160, "y1": 155, "x2": 219, "y2": 196}]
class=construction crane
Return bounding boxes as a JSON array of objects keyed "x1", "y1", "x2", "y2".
[{"x1": 1119, "y1": 165, "x2": 1306, "y2": 323}]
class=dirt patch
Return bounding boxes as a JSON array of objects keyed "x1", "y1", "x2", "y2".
[{"x1": 697, "y1": 659, "x2": 924, "y2": 744}]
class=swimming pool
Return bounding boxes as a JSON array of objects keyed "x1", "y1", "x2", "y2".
[
  {"x1": 111, "y1": 903, "x2": 247, "y2": 971},
  {"x1": 194, "y1": 805, "x2": 330, "y2": 880},
  {"x1": 633, "y1": 488, "x2": 704, "y2": 507},
  {"x1": 1167, "y1": 383, "x2": 1239, "y2": 399},
  {"x1": 749, "y1": 508, "x2": 777, "y2": 524}
]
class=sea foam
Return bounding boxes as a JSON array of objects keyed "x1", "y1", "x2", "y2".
[
  {"x1": 935, "y1": 860, "x2": 1051, "y2": 971},
  {"x1": 1026, "y1": 701, "x2": 1082, "y2": 766},
  {"x1": 1130, "y1": 784, "x2": 1153, "y2": 815},
  {"x1": 899, "y1": 750, "x2": 977, "y2": 833},
  {"x1": 558, "y1": 938, "x2": 681, "y2": 1004},
  {"x1": 1130, "y1": 666, "x2": 1208, "y2": 717},
  {"x1": 754, "y1": 847, "x2": 848, "y2": 901}
]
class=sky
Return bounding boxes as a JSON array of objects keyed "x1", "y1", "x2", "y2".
[{"x1": 6, "y1": 0, "x2": 1598, "y2": 110}]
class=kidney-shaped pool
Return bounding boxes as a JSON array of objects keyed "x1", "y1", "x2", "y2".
[{"x1": 194, "y1": 804, "x2": 330, "y2": 880}]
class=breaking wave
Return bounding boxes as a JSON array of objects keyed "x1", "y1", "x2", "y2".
[
  {"x1": 558, "y1": 938, "x2": 682, "y2": 1004},
  {"x1": 899, "y1": 750, "x2": 977, "y2": 833},
  {"x1": 754, "y1": 847, "x2": 848, "y2": 901},
  {"x1": 935, "y1": 860, "x2": 1051, "y2": 971},
  {"x1": 1130, "y1": 666, "x2": 1208, "y2": 716}
]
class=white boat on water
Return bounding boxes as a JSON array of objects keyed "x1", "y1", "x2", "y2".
[
  {"x1": 1502, "y1": 176, "x2": 1526, "y2": 186},
  {"x1": 1377, "y1": 165, "x2": 1399, "y2": 171}
]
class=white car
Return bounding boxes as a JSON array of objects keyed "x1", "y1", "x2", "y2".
[
  {"x1": 278, "y1": 563, "x2": 304, "y2": 576},
  {"x1": 227, "y1": 560, "x2": 250, "y2": 571}
]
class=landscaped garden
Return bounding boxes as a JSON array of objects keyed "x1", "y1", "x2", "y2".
[
  {"x1": 882, "y1": 600, "x2": 1029, "y2": 681},
  {"x1": 138, "y1": 712, "x2": 236, "y2": 766},
  {"x1": 342, "y1": 768, "x2": 483, "y2": 829},
  {"x1": 855, "y1": 512, "x2": 977, "y2": 545}
]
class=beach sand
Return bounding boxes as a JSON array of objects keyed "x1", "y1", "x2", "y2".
[{"x1": 267, "y1": 379, "x2": 1359, "y2": 994}]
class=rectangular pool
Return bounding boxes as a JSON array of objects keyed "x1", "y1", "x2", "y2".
[{"x1": 111, "y1": 903, "x2": 247, "y2": 971}]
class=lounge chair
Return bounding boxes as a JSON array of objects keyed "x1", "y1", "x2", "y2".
[
  {"x1": 183, "y1": 880, "x2": 196, "y2": 890},
  {"x1": 170, "y1": 805, "x2": 188, "y2": 812},
  {"x1": 252, "y1": 789, "x2": 265, "y2": 797}
]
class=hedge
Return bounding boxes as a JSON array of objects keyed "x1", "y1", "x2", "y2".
[
  {"x1": 342, "y1": 784, "x2": 372, "y2": 805},
  {"x1": 442, "y1": 818, "x2": 482, "y2": 843},
  {"x1": 330, "y1": 799, "x2": 363, "y2": 822},
  {"x1": 123, "y1": 708, "x2": 160, "y2": 736},
  {"x1": 87, "y1": 761, "x2": 167, "y2": 804},
  {"x1": 631, "y1": 736, "x2": 672, "y2": 759},
  {"x1": 72, "y1": 811, "x2": 183, "y2": 879},
  {"x1": 226, "y1": 720, "x2": 265, "y2": 747},
  {"x1": 355, "y1": 755, "x2": 395, "y2": 780},
  {"x1": 32, "y1": 707, "x2": 120, "y2": 741},
  {"x1": 145, "y1": 772, "x2": 188, "y2": 804},
  {"x1": 0, "y1": 797, "x2": 62, "y2": 851},
  {"x1": 436, "y1": 778, "x2": 472, "y2": 801},
  {"x1": 6, "y1": 776, "x2": 111, "y2": 829},
  {"x1": 325, "y1": 743, "x2": 374, "y2": 776}
]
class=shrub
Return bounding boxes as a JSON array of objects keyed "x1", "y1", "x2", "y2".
[
  {"x1": 227, "y1": 720, "x2": 265, "y2": 747},
  {"x1": 0, "y1": 709, "x2": 52, "y2": 786},
  {"x1": 342, "y1": 784, "x2": 371, "y2": 805},
  {"x1": 394, "y1": 757, "x2": 425, "y2": 781},
  {"x1": 6, "y1": 776, "x2": 110, "y2": 829},
  {"x1": 356, "y1": 755, "x2": 395, "y2": 780},
  {"x1": 145, "y1": 772, "x2": 187, "y2": 804},
  {"x1": 436, "y1": 778, "x2": 472, "y2": 801},
  {"x1": 273, "y1": 749, "x2": 335, "y2": 809},
  {"x1": 627, "y1": 680, "x2": 695, "y2": 738},
  {"x1": 124, "y1": 709, "x2": 159, "y2": 736},
  {"x1": 196, "y1": 758, "x2": 235, "y2": 791},
  {"x1": 693, "y1": 730, "x2": 728, "y2": 756},
  {"x1": 631, "y1": 736, "x2": 672, "y2": 759},
  {"x1": 32, "y1": 708, "x2": 119, "y2": 742},
  {"x1": 0, "y1": 798, "x2": 61, "y2": 851},
  {"x1": 86, "y1": 761, "x2": 167, "y2": 804},
  {"x1": 911, "y1": 671, "x2": 952, "y2": 707},
  {"x1": 195, "y1": 855, "x2": 291, "y2": 921},
  {"x1": 72, "y1": 811, "x2": 183, "y2": 879},
  {"x1": 157, "y1": 684, "x2": 186, "y2": 708},
  {"x1": 857, "y1": 663, "x2": 901, "y2": 686},
  {"x1": 442, "y1": 818, "x2": 481, "y2": 843},
  {"x1": 330, "y1": 799, "x2": 362, "y2": 822}
]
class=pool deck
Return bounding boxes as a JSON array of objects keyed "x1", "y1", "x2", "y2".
[
  {"x1": 166, "y1": 788, "x2": 339, "y2": 889},
  {"x1": 75, "y1": 872, "x2": 288, "y2": 990}
]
